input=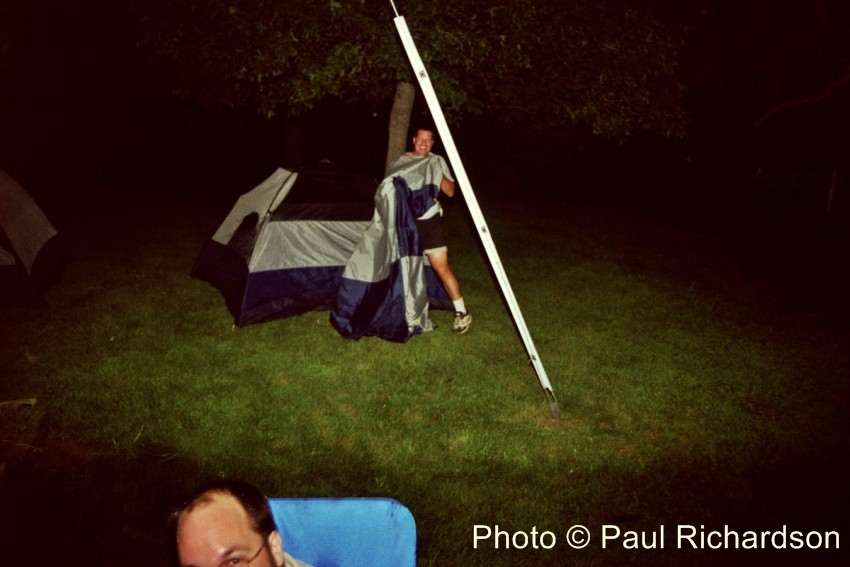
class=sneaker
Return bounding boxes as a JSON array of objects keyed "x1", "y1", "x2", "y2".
[{"x1": 452, "y1": 311, "x2": 472, "y2": 334}]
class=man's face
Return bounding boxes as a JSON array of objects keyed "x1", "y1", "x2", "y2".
[
  {"x1": 411, "y1": 130, "x2": 435, "y2": 156},
  {"x1": 176, "y1": 493, "x2": 285, "y2": 567}
]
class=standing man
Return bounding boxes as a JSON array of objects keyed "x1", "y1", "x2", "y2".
[
  {"x1": 400, "y1": 127, "x2": 472, "y2": 334},
  {"x1": 170, "y1": 480, "x2": 312, "y2": 567},
  {"x1": 331, "y1": 126, "x2": 472, "y2": 340}
]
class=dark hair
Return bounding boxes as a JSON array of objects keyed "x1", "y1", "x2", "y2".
[
  {"x1": 410, "y1": 123, "x2": 436, "y2": 138},
  {"x1": 169, "y1": 479, "x2": 278, "y2": 548}
]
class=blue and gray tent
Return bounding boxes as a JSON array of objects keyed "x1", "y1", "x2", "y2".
[{"x1": 192, "y1": 161, "x2": 451, "y2": 333}]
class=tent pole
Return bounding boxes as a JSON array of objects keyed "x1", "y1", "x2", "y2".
[{"x1": 392, "y1": 14, "x2": 560, "y2": 418}]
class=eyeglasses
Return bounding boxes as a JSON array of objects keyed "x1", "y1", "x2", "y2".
[{"x1": 217, "y1": 541, "x2": 265, "y2": 567}]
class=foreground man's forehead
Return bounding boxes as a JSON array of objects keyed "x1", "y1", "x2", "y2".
[{"x1": 177, "y1": 493, "x2": 261, "y2": 564}]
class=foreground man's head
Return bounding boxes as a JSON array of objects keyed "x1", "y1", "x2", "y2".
[{"x1": 171, "y1": 480, "x2": 287, "y2": 567}]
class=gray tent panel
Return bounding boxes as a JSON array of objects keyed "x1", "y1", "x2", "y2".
[
  {"x1": 0, "y1": 168, "x2": 67, "y2": 304},
  {"x1": 0, "y1": 168, "x2": 57, "y2": 272}
]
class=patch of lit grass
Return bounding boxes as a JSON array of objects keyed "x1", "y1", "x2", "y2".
[{"x1": 1, "y1": 188, "x2": 848, "y2": 566}]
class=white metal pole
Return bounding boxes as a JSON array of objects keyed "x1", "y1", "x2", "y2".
[{"x1": 393, "y1": 15, "x2": 560, "y2": 418}]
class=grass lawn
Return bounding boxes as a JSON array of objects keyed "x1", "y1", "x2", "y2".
[{"x1": 1, "y1": 176, "x2": 848, "y2": 566}]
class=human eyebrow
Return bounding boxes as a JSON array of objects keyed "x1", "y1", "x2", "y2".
[{"x1": 220, "y1": 545, "x2": 251, "y2": 557}]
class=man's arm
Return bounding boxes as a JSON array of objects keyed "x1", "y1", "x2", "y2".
[{"x1": 440, "y1": 175, "x2": 455, "y2": 197}]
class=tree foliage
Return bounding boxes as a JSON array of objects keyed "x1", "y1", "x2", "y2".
[{"x1": 141, "y1": 0, "x2": 688, "y2": 138}]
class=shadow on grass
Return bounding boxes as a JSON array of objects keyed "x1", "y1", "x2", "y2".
[
  {"x1": 1, "y1": 410, "x2": 847, "y2": 567},
  {"x1": 0, "y1": 431, "x2": 194, "y2": 565}
]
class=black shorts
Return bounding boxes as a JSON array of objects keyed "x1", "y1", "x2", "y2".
[{"x1": 415, "y1": 215, "x2": 447, "y2": 254}]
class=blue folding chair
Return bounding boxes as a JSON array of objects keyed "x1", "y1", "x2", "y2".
[{"x1": 268, "y1": 497, "x2": 416, "y2": 567}]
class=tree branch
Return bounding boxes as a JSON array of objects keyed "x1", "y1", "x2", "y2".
[{"x1": 754, "y1": 66, "x2": 850, "y2": 128}]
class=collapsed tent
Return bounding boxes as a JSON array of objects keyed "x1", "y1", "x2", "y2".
[
  {"x1": 0, "y1": 168, "x2": 67, "y2": 305},
  {"x1": 192, "y1": 161, "x2": 451, "y2": 330},
  {"x1": 331, "y1": 155, "x2": 453, "y2": 342}
]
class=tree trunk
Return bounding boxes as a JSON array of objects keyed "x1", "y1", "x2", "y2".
[
  {"x1": 385, "y1": 80, "x2": 416, "y2": 175},
  {"x1": 280, "y1": 116, "x2": 305, "y2": 169}
]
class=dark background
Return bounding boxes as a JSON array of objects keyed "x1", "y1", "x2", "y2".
[
  {"x1": 3, "y1": 1, "x2": 849, "y2": 319},
  {"x1": 2, "y1": 1, "x2": 849, "y2": 210}
]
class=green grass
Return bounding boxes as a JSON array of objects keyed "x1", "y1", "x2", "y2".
[{"x1": 1, "y1": 184, "x2": 848, "y2": 566}]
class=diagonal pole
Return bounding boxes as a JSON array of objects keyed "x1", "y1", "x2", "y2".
[{"x1": 391, "y1": 11, "x2": 560, "y2": 418}]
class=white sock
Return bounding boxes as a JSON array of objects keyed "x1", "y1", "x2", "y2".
[{"x1": 453, "y1": 298, "x2": 466, "y2": 314}]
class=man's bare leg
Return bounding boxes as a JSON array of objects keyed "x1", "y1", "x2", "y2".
[
  {"x1": 426, "y1": 250, "x2": 462, "y2": 301},
  {"x1": 427, "y1": 250, "x2": 472, "y2": 333}
]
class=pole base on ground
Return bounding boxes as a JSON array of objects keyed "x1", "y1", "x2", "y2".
[{"x1": 545, "y1": 390, "x2": 560, "y2": 419}]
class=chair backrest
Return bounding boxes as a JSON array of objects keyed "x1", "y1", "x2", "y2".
[{"x1": 268, "y1": 497, "x2": 416, "y2": 567}]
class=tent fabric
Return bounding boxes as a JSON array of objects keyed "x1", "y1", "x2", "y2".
[
  {"x1": 330, "y1": 154, "x2": 453, "y2": 342},
  {"x1": 268, "y1": 497, "x2": 416, "y2": 567},
  {"x1": 0, "y1": 168, "x2": 57, "y2": 271},
  {"x1": 192, "y1": 166, "x2": 373, "y2": 327},
  {"x1": 0, "y1": 168, "x2": 66, "y2": 304},
  {"x1": 192, "y1": 162, "x2": 451, "y2": 329},
  {"x1": 209, "y1": 167, "x2": 298, "y2": 247}
]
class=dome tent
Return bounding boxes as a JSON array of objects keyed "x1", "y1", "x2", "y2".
[{"x1": 191, "y1": 161, "x2": 451, "y2": 329}]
